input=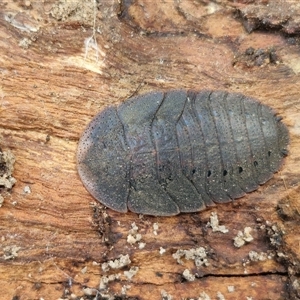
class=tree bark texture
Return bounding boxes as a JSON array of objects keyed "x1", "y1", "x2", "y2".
[{"x1": 0, "y1": 0, "x2": 299, "y2": 299}]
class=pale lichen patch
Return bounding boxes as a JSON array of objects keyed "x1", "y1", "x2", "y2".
[
  {"x1": 0, "y1": 149, "x2": 16, "y2": 207},
  {"x1": 138, "y1": 242, "x2": 146, "y2": 249},
  {"x1": 207, "y1": 212, "x2": 229, "y2": 233},
  {"x1": 161, "y1": 289, "x2": 173, "y2": 300},
  {"x1": 199, "y1": 291, "x2": 211, "y2": 300},
  {"x1": 233, "y1": 227, "x2": 254, "y2": 248},
  {"x1": 216, "y1": 291, "x2": 225, "y2": 300},
  {"x1": 159, "y1": 247, "x2": 166, "y2": 255},
  {"x1": 3, "y1": 245, "x2": 21, "y2": 260},
  {"x1": 121, "y1": 284, "x2": 131, "y2": 295},
  {"x1": 124, "y1": 266, "x2": 139, "y2": 280},
  {"x1": 82, "y1": 287, "x2": 97, "y2": 296},
  {"x1": 19, "y1": 37, "x2": 32, "y2": 49},
  {"x1": 101, "y1": 254, "x2": 131, "y2": 272},
  {"x1": 99, "y1": 274, "x2": 120, "y2": 290},
  {"x1": 127, "y1": 222, "x2": 142, "y2": 245},
  {"x1": 0, "y1": 149, "x2": 16, "y2": 190},
  {"x1": 172, "y1": 247, "x2": 209, "y2": 267},
  {"x1": 153, "y1": 222, "x2": 159, "y2": 235},
  {"x1": 182, "y1": 269, "x2": 195, "y2": 281},
  {"x1": 227, "y1": 285, "x2": 235, "y2": 292},
  {"x1": 23, "y1": 185, "x2": 31, "y2": 194},
  {"x1": 248, "y1": 250, "x2": 268, "y2": 261}
]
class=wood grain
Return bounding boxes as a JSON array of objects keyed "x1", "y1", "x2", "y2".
[{"x1": 0, "y1": 0, "x2": 299, "y2": 299}]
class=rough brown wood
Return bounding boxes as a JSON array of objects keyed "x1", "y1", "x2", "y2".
[{"x1": 0, "y1": 0, "x2": 299, "y2": 299}]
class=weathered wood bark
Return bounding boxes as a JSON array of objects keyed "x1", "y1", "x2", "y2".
[{"x1": 0, "y1": 0, "x2": 299, "y2": 299}]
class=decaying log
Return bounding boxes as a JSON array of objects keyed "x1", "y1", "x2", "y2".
[{"x1": 0, "y1": 0, "x2": 299, "y2": 299}]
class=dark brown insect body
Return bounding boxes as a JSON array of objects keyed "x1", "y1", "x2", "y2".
[{"x1": 77, "y1": 90, "x2": 289, "y2": 216}]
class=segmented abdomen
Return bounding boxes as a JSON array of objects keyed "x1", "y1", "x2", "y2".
[{"x1": 77, "y1": 90, "x2": 289, "y2": 216}]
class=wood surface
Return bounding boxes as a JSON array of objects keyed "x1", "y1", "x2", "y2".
[{"x1": 0, "y1": 0, "x2": 299, "y2": 299}]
